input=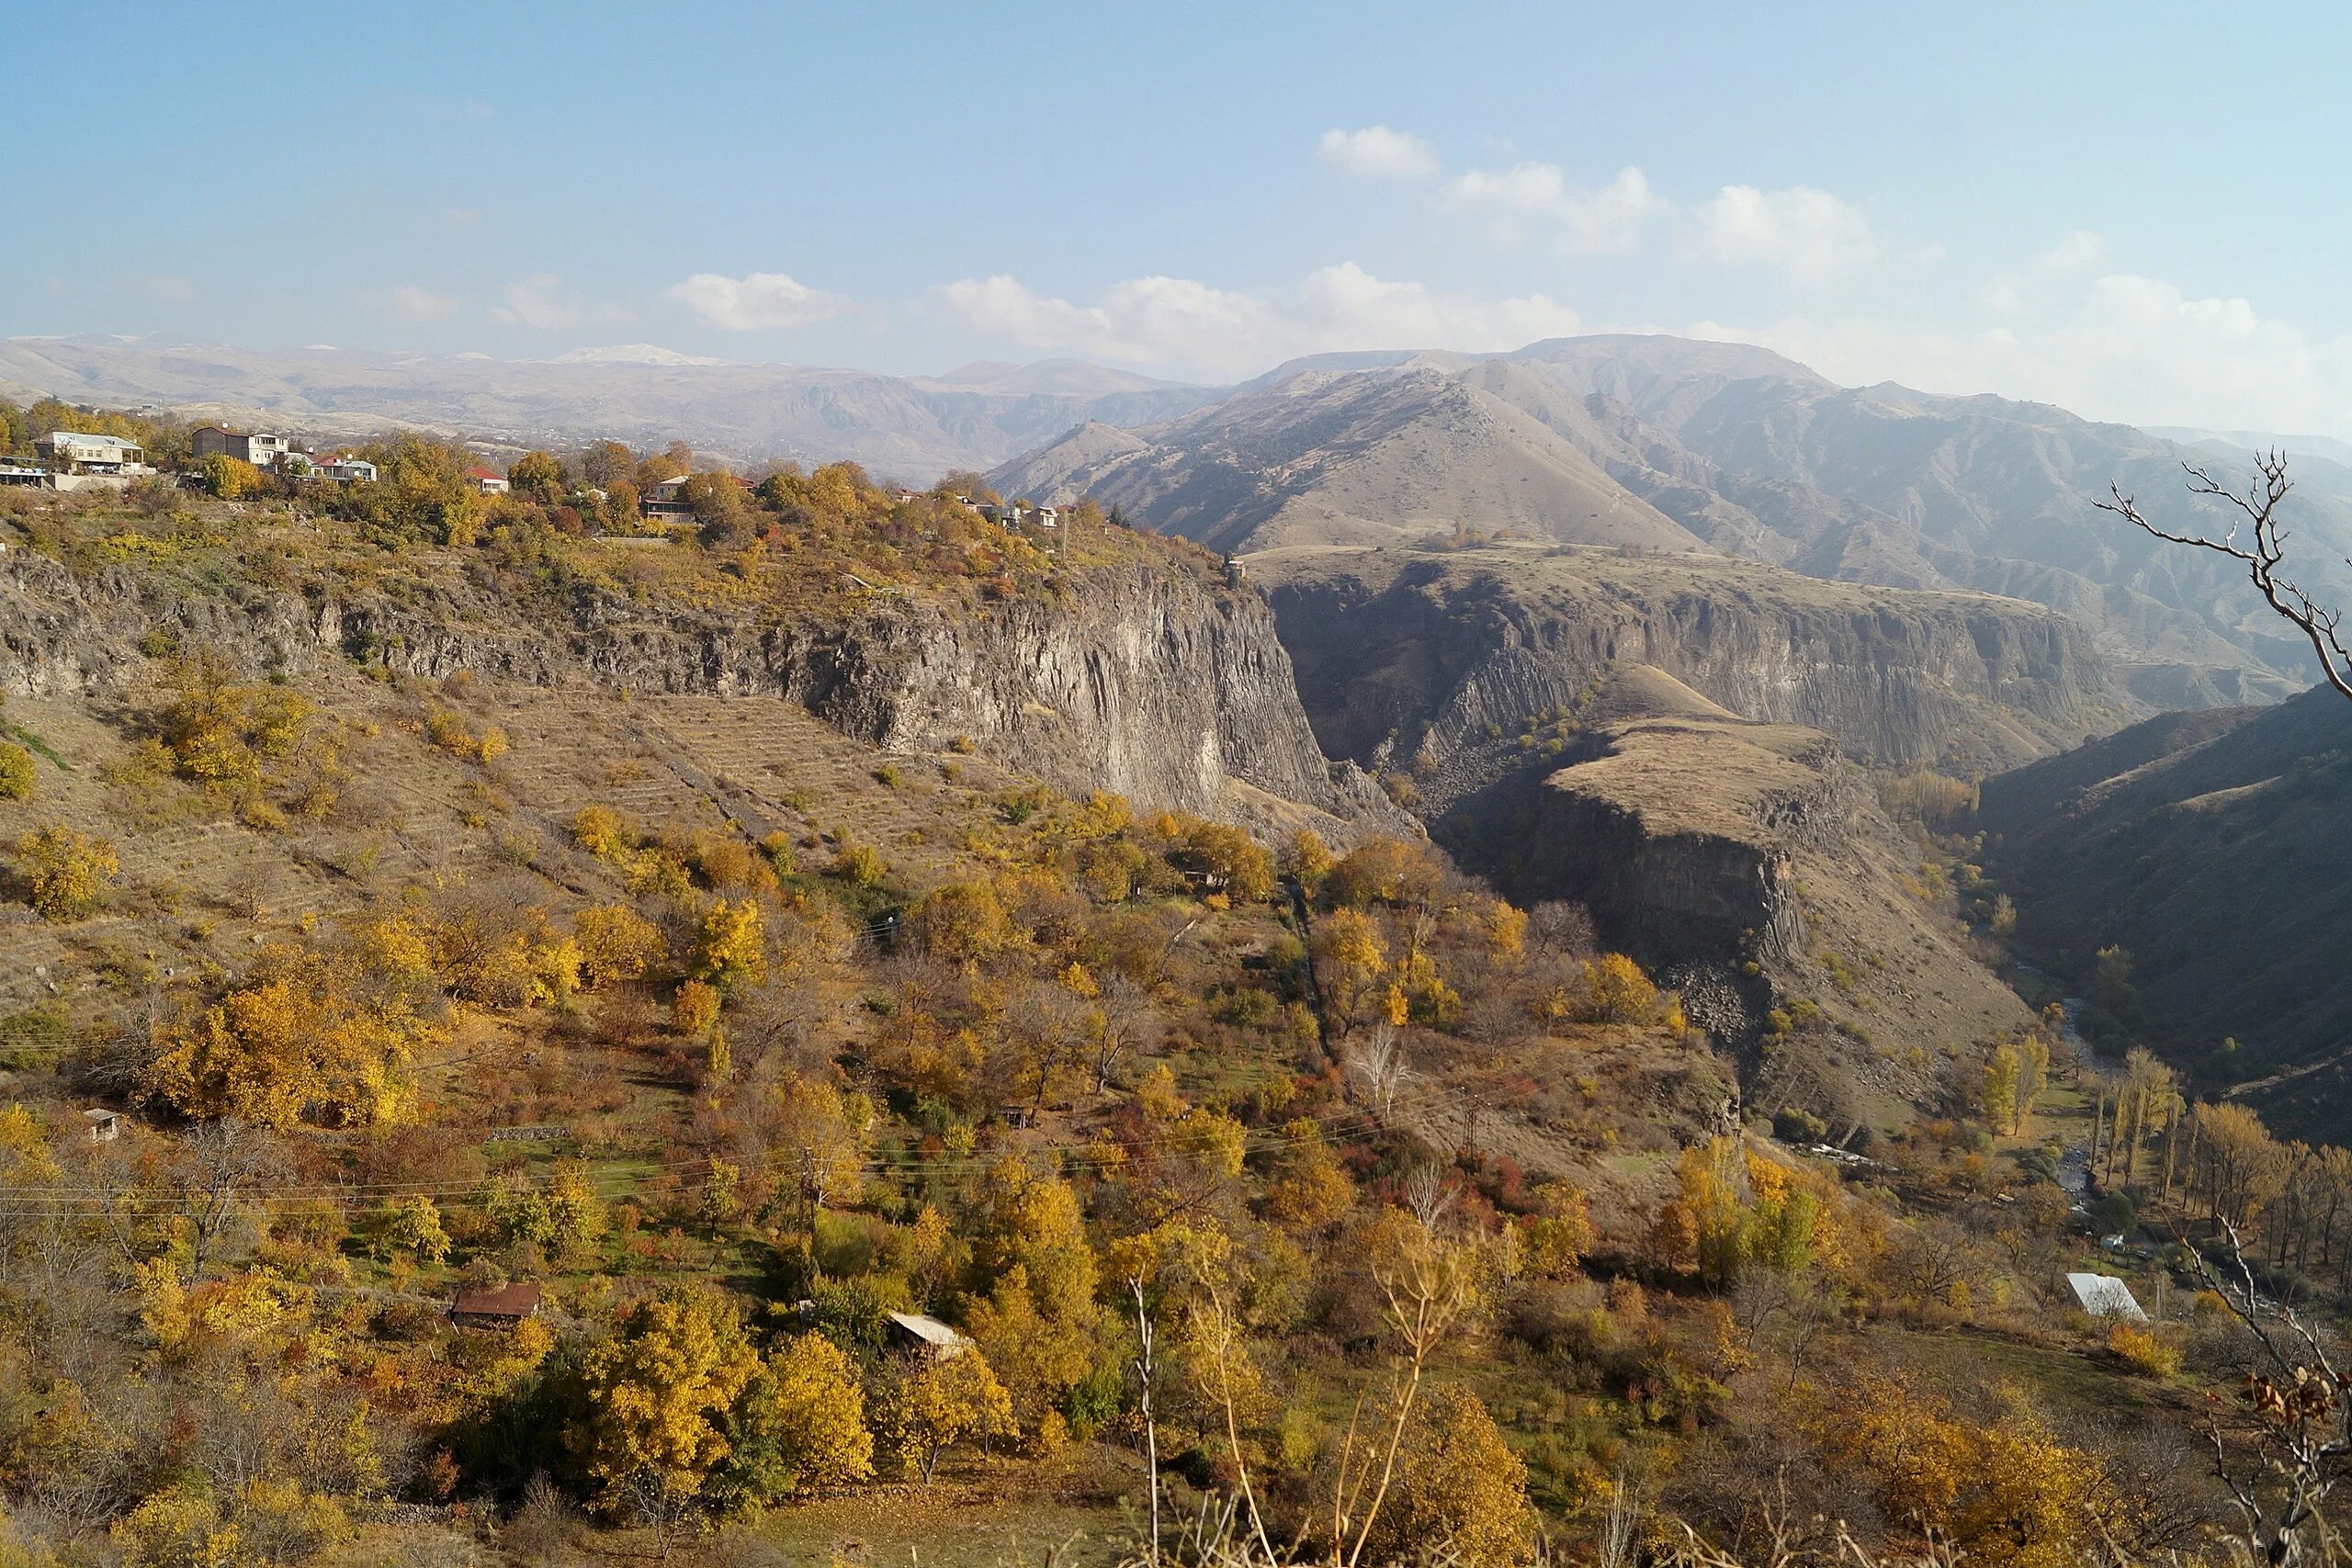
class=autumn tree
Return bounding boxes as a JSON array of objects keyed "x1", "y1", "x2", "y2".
[
  {"x1": 14, "y1": 825, "x2": 116, "y2": 921},
  {"x1": 690, "y1": 897, "x2": 766, "y2": 994},
  {"x1": 144, "y1": 952, "x2": 435, "y2": 1127},
  {"x1": 1314, "y1": 907, "x2": 1387, "y2": 1034},
  {"x1": 709, "y1": 1332, "x2": 874, "y2": 1507},
  {"x1": 1363, "y1": 1386, "x2": 1533, "y2": 1568},
  {"x1": 961, "y1": 1157, "x2": 1100, "y2": 1432},
  {"x1": 0, "y1": 741, "x2": 33, "y2": 801},
  {"x1": 575, "y1": 903, "x2": 664, "y2": 986},
  {"x1": 381, "y1": 1194, "x2": 450, "y2": 1264},
  {"x1": 571, "y1": 1285, "x2": 763, "y2": 1516},
  {"x1": 881, "y1": 1346, "x2": 1015, "y2": 1483},
  {"x1": 1522, "y1": 1180, "x2": 1597, "y2": 1279},
  {"x1": 507, "y1": 450, "x2": 565, "y2": 504}
]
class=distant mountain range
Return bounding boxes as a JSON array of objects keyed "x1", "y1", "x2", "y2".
[
  {"x1": 12, "y1": 328, "x2": 2351, "y2": 703},
  {"x1": 0, "y1": 335, "x2": 1217, "y2": 478},
  {"x1": 991, "y1": 334, "x2": 2352, "y2": 705}
]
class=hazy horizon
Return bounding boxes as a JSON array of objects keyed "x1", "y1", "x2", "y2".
[{"x1": 12, "y1": 2, "x2": 2352, "y2": 440}]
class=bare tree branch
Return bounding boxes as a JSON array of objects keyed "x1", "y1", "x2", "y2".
[{"x1": 2098, "y1": 451, "x2": 2352, "y2": 703}]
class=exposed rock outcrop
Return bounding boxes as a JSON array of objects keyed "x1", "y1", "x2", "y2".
[
  {"x1": 1255, "y1": 545, "x2": 2136, "y2": 804},
  {"x1": 1458, "y1": 696, "x2": 2032, "y2": 1131},
  {"x1": 0, "y1": 549, "x2": 1396, "y2": 834}
]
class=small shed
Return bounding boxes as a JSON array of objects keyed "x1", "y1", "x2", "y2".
[
  {"x1": 2064, "y1": 1271, "x2": 2148, "y2": 1323},
  {"x1": 84, "y1": 1109, "x2": 122, "y2": 1143},
  {"x1": 450, "y1": 1280, "x2": 543, "y2": 1329},
  {"x1": 884, "y1": 1311, "x2": 970, "y2": 1359}
]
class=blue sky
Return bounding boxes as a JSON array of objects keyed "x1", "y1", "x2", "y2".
[{"x1": 11, "y1": 1, "x2": 2352, "y2": 433}]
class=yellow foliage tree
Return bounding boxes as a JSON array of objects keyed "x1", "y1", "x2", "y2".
[
  {"x1": 883, "y1": 1345, "x2": 1015, "y2": 1483},
  {"x1": 1369, "y1": 1386, "x2": 1534, "y2": 1568},
  {"x1": 576, "y1": 903, "x2": 664, "y2": 986},
  {"x1": 14, "y1": 826, "x2": 117, "y2": 922},
  {"x1": 1313, "y1": 908, "x2": 1387, "y2": 1033},
  {"x1": 572, "y1": 1285, "x2": 763, "y2": 1513},
  {"x1": 1583, "y1": 953, "x2": 1660, "y2": 1023},
  {"x1": 691, "y1": 898, "x2": 766, "y2": 995},
  {"x1": 144, "y1": 954, "x2": 432, "y2": 1127}
]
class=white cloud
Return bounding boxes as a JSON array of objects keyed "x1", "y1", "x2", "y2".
[
  {"x1": 937, "y1": 263, "x2": 1580, "y2": 376},
  {"x1": 2038, "y1": 229, "x2": 2108, "y2": 274},
  {"x1": 487, "y1": 274, "x2": 623, "y2": 330},
  {"x1": 1687, "y1": 185, "x2": 1880, "y2": 285},
  {"x1": 387, "y1": 285, "x2": 461, "y2": 321},
  {"x1": 1685, "y1": 272, "x2": 2352, "y2": 437},
  {"x1": 667, "y1": 271, "x2": 850, "y2": 332},
  {"x1": 1317, "y1": 126, "x2": 1439, "y2": 181},
  {"x1": 1447, "y1": 163, "x2": 1668, "y2": 255}
]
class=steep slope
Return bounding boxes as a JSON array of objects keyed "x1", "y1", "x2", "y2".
[
  {"x1": 987, "y1": 367, "x2": 1702, "y2": 554},
  {"x1": 994, "y1": 332, "x2": 2339, "y2": 701},
  {"x1": 0, "y1": 525, "x2": 1395, "y2": 843},
  {"x1": 0, "y1": 335, "x2": 1219, "y2": 478},
  {"x1": 1479, "y1": 688, "x2": 2035, "y2": 1131},
  {"x1": 1979, "y1": 687, "x2": 2352, "y2": 1135},
  {"x1": 1255, "y1": 543, "x2": 2136, "y2": 805},
  {"x1": 1499, "y1": 338, "x2": 2344, "y2": 697}
]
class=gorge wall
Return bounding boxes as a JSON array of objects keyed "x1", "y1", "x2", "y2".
[
  {"x1": 1255, "y1": 545, "x2": 2137, "y2": 807},
  {"x1": 0, "y1": 548, "x2": 1395, "y2": 834}
]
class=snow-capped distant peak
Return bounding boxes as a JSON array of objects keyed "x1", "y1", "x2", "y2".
[{"x1": 552, "y1": 343, "x2": 723, "y2": 367}]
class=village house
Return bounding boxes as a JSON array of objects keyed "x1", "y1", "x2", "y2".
[
  {"x1": 449, "y1": 1280, "x2": 542, "y2": 1329},
  {"x1": 467, "y1": 465, "x2": 511, "y2": 496},
  {"x1": 189, "y1": 426, "x2": 298, "y2": 469},
  {"x1": 639, "y1": 472, "x2": 695, "y2": 521},
  {"x1": 321, "y1": 457, "x2": 378, "y2": 482},
  {"x1": 36, "y1": 431, "x2": 150, "y2": 474},
  {"x1": 2064, "y1": 1271, "x2": 2149, "y2": 1323},
  {"x1": 883, "y1": 1311, "x2": 971, "y2": 1359}
]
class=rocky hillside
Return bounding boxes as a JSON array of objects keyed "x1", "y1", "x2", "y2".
[
  {"x1": 987, "y1": 367, "x2": 1703, "y2": 554},
  {"x1": 1458, "y1": 670, "x2": 2033, "y2": 1133},
  {"x1": 0, "y1": 524, "x2": 1392, "y2": 844},
  {"x1": 1979, "y1": 685, "x2": 2352, "y2": 1134},
  {"x1": 1254, "y1": 543, "x2": 2136, "y2": 801}
]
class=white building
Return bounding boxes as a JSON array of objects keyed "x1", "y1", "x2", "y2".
[
  {"x1": 2064, "y1": 1271, "x2": 2149, "y2": 1323},
  {"x1": 467, "y1": 465, "x2": 510, "y2": 496},
  {"x1": 36, "y1": 431, "x2": 150, "y2": 474},
  {"x1": 322, "y1": 457, "x2": 378, "y2": 483},
  {"x1": 190, "y1": 427, "x2": 297, "y2": 468}
]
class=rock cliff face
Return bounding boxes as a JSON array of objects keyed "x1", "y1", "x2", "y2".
[
  {"x1": 0, "y1": 550, "x2": 1394, "y2": 832},
  {"x1": 1255, "y1": 546, "x2": 2134, "y2": 807},
  {"x1": 1469, "y1": 701, "x2": 2034, "y2": 1130}
]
